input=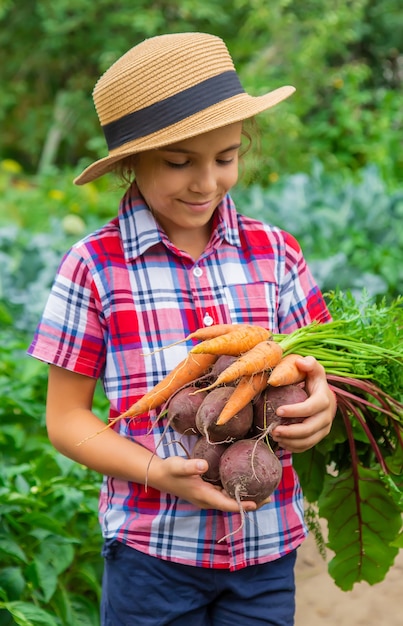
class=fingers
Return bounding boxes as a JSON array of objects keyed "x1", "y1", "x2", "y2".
[
  {"x1": 256, "y1": 496, "x2": 271, "y2": 509},
  {"x1": 272, "y1": 409, "x2": 334, "y2": 452},
  {"x1": 160, "y1": 456, "x2": 258, "y2": 512},
  {"x1": 168, "y1": 456, "x2": 209, "y2": 478},
  {"x1": 207, "y1": 489, "x2": 258, "y2": 513},
  {"x1": 271, "y1": 356, "x2": 336, "y2": 452},
  {"x1": 293, "y1": 355, "x2": 319, "y2": 373},
  {"x1": 271, "y1": 417, "x2": 332, "y2": 452}
]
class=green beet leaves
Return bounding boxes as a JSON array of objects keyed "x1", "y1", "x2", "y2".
[
  {"x1": 293, "y1": 290, "x2": 403, "y2": 590},
  {"x1": 318, "y1": 465, "x2": 401, "y2": 590}
]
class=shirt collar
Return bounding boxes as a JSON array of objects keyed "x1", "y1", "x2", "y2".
[{"x1": 118, "y1": 183, "x2": 241, "y2": 261}]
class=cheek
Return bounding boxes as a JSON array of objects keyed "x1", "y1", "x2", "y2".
[{"x1": 224, "y1": 164, "x2": 239, "y2": 189}]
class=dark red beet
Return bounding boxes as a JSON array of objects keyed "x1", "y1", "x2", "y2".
[
  {"x1": 195, "y1": 386, "x2": 253, "y2": 443},
  {"x1": 167, "y1": 386, "x2": 208, "y2": 435},
  {"x1": 219, "y1": 439, "x2": 282, "y2": 504},
  {"x1": 191, "y1": 437, "x2": 229, "y2": 485},
  {"x1": 209, "y1": 354, "x2": 238, "y2": 380},
  {"x1": 253, "y1": 384, "x2": 308, "y2": 436}
]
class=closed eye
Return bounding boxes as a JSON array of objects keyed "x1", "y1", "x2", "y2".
[
  {"x1": 165, "y1": 158, "x2": 235, "y2": 169},
  {"x1": 217, "y1": 158, "x2": 235, "y2": 165},
  {"x1": 165, "y1": 161, "x2": 189, "y2": 169}
]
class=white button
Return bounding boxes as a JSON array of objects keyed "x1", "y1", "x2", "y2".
[
  {"x1": 193, "y1": 266, "x2": 203, "y2": 277},
  {"x1": 203, "y1": 313, "x2": 214, "y2": 326}
]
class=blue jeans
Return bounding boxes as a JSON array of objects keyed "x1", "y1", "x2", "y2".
[{"x1": 101, "y1": 539, "x2": 296, "y2": 625}]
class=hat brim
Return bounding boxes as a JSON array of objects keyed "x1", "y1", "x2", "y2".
[{"x1": 74, "y1": 86, "x2": 295, "y2": 185}]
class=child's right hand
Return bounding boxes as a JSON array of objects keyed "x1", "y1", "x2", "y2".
[
  {"x1": 45, "y1": 366, "x2": 259, "y2": 514},
  {"x1": 148, "y1": 456, "x2": 258, "y2": 513}
]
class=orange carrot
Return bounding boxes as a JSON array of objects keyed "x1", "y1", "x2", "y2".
[
  {"x1": 142, "y1": 323, "x2": 244, "y2": 355},
  {"x1": 215, "y1": 371, "x2": 269, "y2": 426},
  {"x1": 199, "y1": 340, "x2": 283, "y2": 391},
  {"x1": 187, "y1": 323, "x2": 244, "y2": 341},
  {"x1": 76, "y1": 352, "x2": 218, "y2": 446},
  {"x1": 267, "y1": 353, "x2": 306, "y2": 387},
  {"x1": 121, "y1": 352, "x2": 218, "y2": 418},
  {"x1": 190, "y1": 325, "x2": 271, "y2": 356}
]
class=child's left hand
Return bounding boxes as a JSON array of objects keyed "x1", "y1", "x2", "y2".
[{"x1": 270, "y1": 356, "x2": 336, "y2": 453}]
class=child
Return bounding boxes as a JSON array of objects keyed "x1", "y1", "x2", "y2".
[{"x1": 28, "y1": 32, "x2": 336, "y2": 625}]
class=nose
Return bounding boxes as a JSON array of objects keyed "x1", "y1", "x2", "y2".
[{"x1": 189, "y1": 164, "x2": 217, "y2": 194}]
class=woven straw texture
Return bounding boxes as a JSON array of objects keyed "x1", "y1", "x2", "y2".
[{"x1": 75, "y1": 32, "x2": 295, "y2": 185}]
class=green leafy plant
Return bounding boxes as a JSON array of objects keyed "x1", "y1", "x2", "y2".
[
  {"x1": 293, "y1": 291, "x2": 402, "y2": 590},
  {"x1": 0, "y1": 331, "x2": 107, "y2": 625},
  {"x1": 233, "y1": 163, "x2": 403, "y2": 300}
]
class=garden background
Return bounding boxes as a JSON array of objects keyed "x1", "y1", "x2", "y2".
[{"x1": 0, "y1": 1, "x2": 402, "y2": 624}]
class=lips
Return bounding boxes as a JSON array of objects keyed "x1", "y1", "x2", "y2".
[{"x1": 182, "y1": 199, "x2": 216, "y2": 212}]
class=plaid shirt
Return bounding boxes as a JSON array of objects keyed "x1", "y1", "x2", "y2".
[{"x1": 28, "y1": 184, "x2": 330, "y2": 571}]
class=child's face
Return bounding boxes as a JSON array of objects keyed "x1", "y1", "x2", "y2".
[{"x1": 133, "y1": 122, "x2": 242, "y2": 250}]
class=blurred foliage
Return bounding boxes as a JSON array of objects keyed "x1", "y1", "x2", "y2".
[
  {"x1": 233, "y1": 162, "x2": 403, "y2": 301},
  {"x1": 0, "y1": 327, "x2": 108, "y2": 625},
  {"x1": 0, "y1": 0, "x2": 402, "y2": 186}
]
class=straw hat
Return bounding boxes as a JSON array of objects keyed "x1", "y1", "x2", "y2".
[{"x1": 74, "y1": 32, "x2": 295, "y2": 185}]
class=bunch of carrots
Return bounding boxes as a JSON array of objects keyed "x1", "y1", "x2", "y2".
[
  {"x1": 118, "y1": 317, "x2": 402, "y2": 423},
  {"x1": 81, "y1": 293, "x2": 403, "y2": 450}
]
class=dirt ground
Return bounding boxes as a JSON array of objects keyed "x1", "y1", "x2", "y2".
[{"x1": 295, "y1": 528, "x2": 403, "y2": 626}]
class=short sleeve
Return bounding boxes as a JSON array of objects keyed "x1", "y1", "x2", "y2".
[{"x1": 28, "y1": 246, "x2": 106, "y2": 378}]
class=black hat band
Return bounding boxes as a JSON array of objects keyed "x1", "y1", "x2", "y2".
[{"x1": 102, "y1": 71, "x2": 244, "y2": 151}]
